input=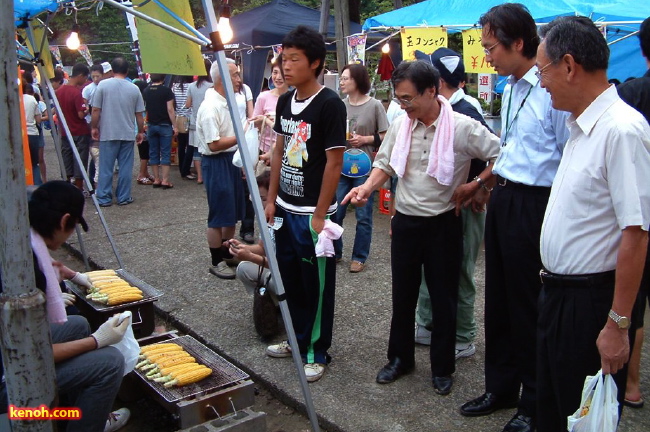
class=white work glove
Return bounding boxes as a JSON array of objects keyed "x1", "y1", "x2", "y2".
[
  {"x1": 91, "y1": 315, "x2": 130, "y2": 349},
  {"x1": 61, "y1": 292, "x2": 76, "y2": 306},
  {"x1": 70, "y1": 272, "x2": 92, "y2": 289}
]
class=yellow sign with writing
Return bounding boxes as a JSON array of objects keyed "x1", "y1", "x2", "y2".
[
  {"x1": 462, "y1": 29, "x2": 496, "y2": 74},
  {"x1": 20, "y1": 26, "x2": 55, "y2": 79},
  {"x1": 136, "y1": 0, "x2": 205, "y2": 75},
  {"x1": 401, "y1": 27, "x2": 448, "y2": 60}
]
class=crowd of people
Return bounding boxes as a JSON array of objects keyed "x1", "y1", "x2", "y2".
[{"x1": 10, "y1": 3, "x2": 650, "y2": 431}]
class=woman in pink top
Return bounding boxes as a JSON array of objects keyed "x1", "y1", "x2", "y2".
[{"x1": 250, "y1": 61, "x2": 289, "y2": 166}]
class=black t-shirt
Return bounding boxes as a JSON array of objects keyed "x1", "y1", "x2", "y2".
[
  {"x1": 143, "y1": 83, "x2": 175, "y2": 125},
  {"x1": 273, "y1": 88, "x2": 346, "y2": 213}
]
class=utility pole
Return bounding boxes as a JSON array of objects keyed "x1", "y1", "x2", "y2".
[
  {"x1": 319, "y1": 0, "x2": 331, "y2": 37},
  {"x1": 0, "y1": 3, "x2": 57, "y2": 432},
  {"x1": 333, "y1": 0, "x2": 350, "y2": 72}
]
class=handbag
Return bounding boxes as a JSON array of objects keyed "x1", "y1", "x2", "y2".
[
  {"x1": 567, "y1": 369, "x2": 619, "y2": 432},
  {"x1": 252, "y1": 265, "x2": 280, "y2": 339},
  {"x1": 175, "y1": 115, "x2": 189, "y2": 133}
]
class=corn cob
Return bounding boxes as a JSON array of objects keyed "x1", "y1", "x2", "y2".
[
  {"x1": 85, "y1": 270, "x2": 117, "y2": 277},
  {"x1": 152, "y1": 354, "x2": 196, "y2": 369},
  {"x1": 137, "y1": 352, "x2": 194, "y2": 370},
  {"x1": 106, "y1": 293, "x2": 144, "y2": 305},
  {"x1": 163, "y1": 367, "x2": 213, "y2": 387},
  {"x1": 140, "y1": 343, "x2": 183, "y2": 354},
  {"x1": 152, "y1": 363, "x2": 207, "y2": 382},
  {"x1": 139, "y1": 348, "x2": 189, "y2": 363},
  {"x1": 146, "y1": 361, "x2": 201, "y2": 379},
  {"x1": 136, "y1": 351, "x2": 190, "y2": 370},
  {"x1": 91, "y1": 280, "x2": 130, "y2": 288},
  {"x1": 87, "y1": 286, "x2": 142, "y2": 298}
]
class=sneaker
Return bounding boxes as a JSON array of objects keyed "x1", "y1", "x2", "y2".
[
  {"x1": 104, "y1": 407, "x2": 130, "y2": 432},
  {"x1": 266, "y1": 341, "x2": 292, "y2": 358},
  {"x1": 224, "y1": 257, "x2": 241, "y2": 267},
  {"x1": 455, "y1": 342, "x2": 476, "y2": 360},
  {"x1": 209, "y1": 261, "x2": 236, "y2": 279},
  {"x1": 304, "y1": 363, "x2": 326, "y2": 382},
  {"x1": 414, "y1": 323, "x2": 431, "y2": 346},
  {"x1": 349, "y1": 260, "x2": 365, "y2": 273},
  {"x1": 242, "y1": 232, "x2": 255, "y2": 244},
  {"x1": 98, "y1": 202, "x2": 112, "y2": 208},
  {"x1": 117, "y1": 197, "x2": 134, "y2": 206}
]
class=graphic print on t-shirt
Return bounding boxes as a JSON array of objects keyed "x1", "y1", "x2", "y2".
[{"x1": 280, "y1": 119, "x2": 311, "y2": 198}]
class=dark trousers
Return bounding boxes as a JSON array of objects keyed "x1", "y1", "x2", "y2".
[
  {"x1": 537, "y1": 280, "x2": 633, "y2": 432},
  {"x1": 484, "y1": 182, "x2": 550, "y2": 416},
  {"x1": 177, "y1": 132, "x2": 189, "y2": 176},
  {"x1": 274, "y1": 207, "x2": 336, "y2": 365},
  {"x1": 388, "y1": 210, "x2": 462, "y2": 377},
  {"x1": 240, "y1": 178, "x2": 255, "y2": 236}
]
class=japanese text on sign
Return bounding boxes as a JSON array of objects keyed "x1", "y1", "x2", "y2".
[
  {"x1": 401, "y1": 27, "x2": 448, "y2": 60},
  {"x1": 462, "y1": 29, "x2": 496, "y2": 74}
]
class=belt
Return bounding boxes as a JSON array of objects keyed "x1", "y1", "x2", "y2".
[
  {"x1": 496, "y1": 175, "x2": 551, "y2": 191},
  {"x1": 540, "y1": 269, "x2": 615, "y2": 289}
]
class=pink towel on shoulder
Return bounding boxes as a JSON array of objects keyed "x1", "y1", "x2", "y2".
[
  {"x1": 30, "y1": 229, "x2": 67, "y2": 324},
  {"x1": 389, "y1": 95, "x2": 455, "y2": 186}
]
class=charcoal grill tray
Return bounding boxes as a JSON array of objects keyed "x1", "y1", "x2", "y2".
[
  {"x1": 66, "y1": 268, "x2": 162, "y2": 312},
  {"x1": 133, "y1": 335, "x2": 249, "y2": 403}
]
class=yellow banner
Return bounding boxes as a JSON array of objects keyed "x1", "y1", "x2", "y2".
[
  {"x1": 136, "y1": 0, "x2": 205, "y2": 75},
  {"x1": 401, "y1": 27, "x2": 448, "y2": 61},
  {"x1": 462, "y1": 29, "x2": 496, "y2": 74},
  {"x1": 21, "y1": 26, "x2": 55, "y2": 79}
]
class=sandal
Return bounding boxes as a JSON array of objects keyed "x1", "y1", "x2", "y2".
[
  {"x1": 137, "y1": 177, "x2": 153, "y2": 185},
  {"x1": 152, "y1": 182, "x2": 162, "y2": 188},
  {"x1": 197, "y1": 180, "x2": 204, "y2": 185},
  {"x1": 161, "y1": 183, "x2": 174, "y2": 190},
  {"x1": 184, "y1": 174, "x2": 197, "y2": 180}
]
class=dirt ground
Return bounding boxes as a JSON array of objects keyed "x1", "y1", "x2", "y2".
[{"x1": 51, "y1": 247, "x2": 320, "y2": 432}]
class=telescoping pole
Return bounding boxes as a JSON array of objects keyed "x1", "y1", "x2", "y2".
[{"x1": 199, "y1": 1, "x2": 321, "y2": 431}]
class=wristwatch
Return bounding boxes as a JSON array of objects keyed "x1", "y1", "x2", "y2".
[{"x1": 608, "y1": 309, "x2": 631, "y2": 329}]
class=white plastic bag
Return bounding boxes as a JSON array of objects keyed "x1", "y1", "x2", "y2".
[
  {"x1": 567, "y1": 369, "x2": 619, "y2": 432},
  {"x1": 232, "y1": 122, "x2": 260, "y2": 168},
  {"x1": 110, "y1": 311, "x2": 139, "y2": 376}
]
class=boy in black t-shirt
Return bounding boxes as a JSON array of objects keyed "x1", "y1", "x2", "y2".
[{"x1": 264, "y1": 26, "x2": 346, "y2": 382}]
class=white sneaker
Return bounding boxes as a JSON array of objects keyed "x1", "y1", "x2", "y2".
[
  {"x1": 104, "y1": 408, "x2": 130, "y2": 432},
  {"x1": 209, "y1": 261, "x2": 236, "y2": 279},
  {"x1": 455, "y1": 342, "x2": 476, "y2": 360},
  {"x1": 414, "y1": 323, "x2": 431, "y2": 345},
  {"x1": 266, "y1": 341, "x2": 292, "y2": 358},
  {"x1": 304, "y1": 363, "x2": 326, "y2": 382}
]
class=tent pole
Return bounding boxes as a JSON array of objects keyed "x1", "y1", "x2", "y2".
[
  {"x1": 319, "y1": 0, "x2": 331, "y2": 37},
  {"x1": 25, "y1": 25, "x2": 92, "y2": 271},
  {"x1": 199, "y1": 1, "x2": 321, "y2": 430},
  {"x1": 0, "y1": 4, "x2": 56, "y2": 431}
]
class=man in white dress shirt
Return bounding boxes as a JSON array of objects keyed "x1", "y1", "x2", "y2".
[{"x1": 536, "y1": 16, "x2": 650, "y2": 431}]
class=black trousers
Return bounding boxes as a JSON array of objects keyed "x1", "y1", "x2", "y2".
[
  {"x1": 537, "y1": 279, "x2": 633, "y2": 432},
  {"x1": 484, "y1": 182, "x2": 550, "y2": 416},
  {"x1": 388, "y1": 210, "x2": 462, "y2": 377}
]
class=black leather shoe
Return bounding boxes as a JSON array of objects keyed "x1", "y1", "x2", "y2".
[
  {"x1": 502, "y1": 411, "x2": 534, "y2": 432},
  {"x1": 460, "y1": 392, "x2": 519, "y2": 417},
  {"x1": 376, "y1": 358, "x2": 414, "y2": 384},
  {"x1": 432, "y1": 375, "x2": 453, "y2": 395}
]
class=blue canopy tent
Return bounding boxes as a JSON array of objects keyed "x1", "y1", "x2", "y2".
[
  {"x1": 363, "y1": 0, "x2": 649, "y2": 83},
  {"x1": 199, "y1": 0, "x2": 363, "y2": 100}
]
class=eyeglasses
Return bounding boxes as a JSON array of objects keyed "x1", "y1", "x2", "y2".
[
  {"x1": 340, "y1": 76, "x2": 351, "y2": 82},
  {"x1": 483, "y1": 41, "x2": 500, "y2": 56},
  {"x1": 535, "y1": 61, "x2": 554, "y2": 80},
  {"x1": 392, "y1": 94, "x2": 420, "y2": 107}
]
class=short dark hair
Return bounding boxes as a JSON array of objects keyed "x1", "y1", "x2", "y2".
[
  {"x1": 479, "y1": 3, "x2": 539, "y2": 59},
  {"x1": 110, "y1": 57, "x2": 129, "y2": 75},
  {"x1": 90, "y1": 64, "x2": 104, "y2": 74},
  {"x1": 149, "y1": 73, "x2": 166, "y2": 83},
  {"x1": 391, "y1": 60, "x2": 440, "y2": 95},
  {"x1": 341, "y1": 64, "x2": 371, "y2": 94},
  {"x1": 256, "y1": 170, "x2": 271, "y2": 190},
  {"x1": 197, "y1": 58, "x2": 213, "y2": 86},
  {"x1": 541, "y1": 16, "x2": 609, "y2": 72},
  {"x1": 22, "y1": 79, "x2": 34, "y2": 95},
  {"x1": 29, "y1": 180, "x2": 88, "y2": 239},
  {"x1": 282, "y1": 25, "x2": 326, "y2": 77},
  {"x1": 51, "y1": 69, "x2": 65, "y2": 83},
  {"x1": 71, "y1": 63, "x2": 89, "y2": 78},
  {"x1": 640, "y1": 17, "x2": 650, "y2": 60}
]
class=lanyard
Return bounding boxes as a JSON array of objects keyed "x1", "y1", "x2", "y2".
[{"x1": 502, "y1": 84, "x2": 533, "y2": 146}]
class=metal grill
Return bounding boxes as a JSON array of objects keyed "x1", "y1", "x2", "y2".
[
  {"x1": 133, "y1": 335, "x2": 250, "y2": 403},
  {"x1": 66, "y1": 268, "x2": 162, "y2": 312}
]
